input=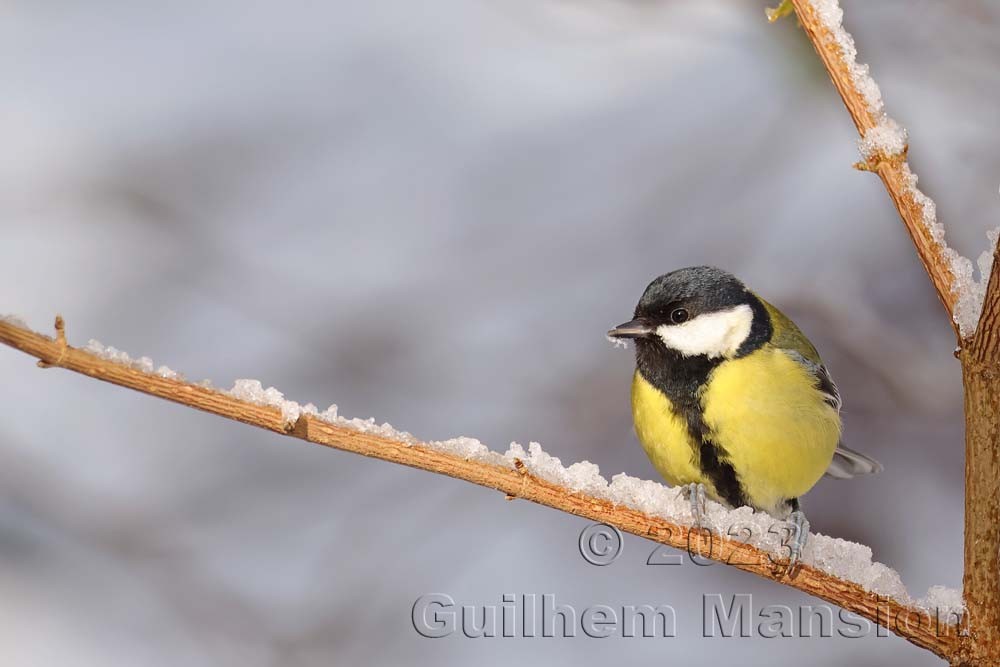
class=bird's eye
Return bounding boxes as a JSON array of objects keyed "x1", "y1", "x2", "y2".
[{"x1": 670, "y1": 308, "x2": 689, "y2": 324}]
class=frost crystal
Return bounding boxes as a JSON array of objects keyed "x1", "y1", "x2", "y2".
[
  {"x1": 915, "y1": 585, "x2": 966, "y2": 620},
  {"x1": 606, "y1": 334, "x2": 629, "y2": 350},
  {"x1": 0, "y1": 313, "x2": 30, "y2": 329},
  {"x1": 226, "y1": 379, "x2": 305, "y2": 426},
  {"x1": 155, "y1": 365, "x2": 181, "y2": 380},
  {"x1": 809, "y1": 0, "x2": 885, "y2": 117},
  {"x1": 85, "y1": 339, "x2": 185, "y2": 381},
  {"x1": 223, "y1": 380, "x2": 417, "y2": 435},
  {"x1": 858, "y1": 118, "x2": 907, "y2": 160},
  {"x1": 503, "y1": 442, "x2": 613, "y2": 498},
  {"x1": 807, "y1": 535, "x2": 908, "y2": 599},
  {"x1": 429, "y1": 436, "x2": 507, "y2": 466},
  {"x1": 300, "y1": 399, "x2": 417, "y2": 443},
  {"x1": 952, "y1": 227, "x2": 1000, "y2": 336},
  {"x1": 902, "y1": 163, "x2": 1000, "y2": 336},
  {"x1": 606, "y1": 472, "x2": 689, "y2": 519}
]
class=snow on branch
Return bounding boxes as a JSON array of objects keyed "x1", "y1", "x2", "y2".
[
  {"x1": 786, "y1": 0, "x2": 1000, "y2": 338},
  {"x1": 0, "y1": 316, "x2": 964, "y2": 657}
]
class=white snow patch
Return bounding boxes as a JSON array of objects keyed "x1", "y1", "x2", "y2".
[
  {"x1": 155, "y1": 365, "x2": 182, "y2": 380},
  {"x1": 859, "y1": 117, "x2": 907, "y2": 160},
  {"x1": 901, "y1": 163, "x2": 939, "y2": 240},
  {"x1": 85, "y1": 339, "x2": 183, "y2": 380},
  {"x1": 0, "y1": 313, "x2": 30, "y2": 329},
  {"x1": 227, "y1": 379, "x2": 305, "y2": 426},
  {"x1": 504, "y1": 441, "x2": 615, "y2": 498},
  {"x1": 808, "y1": 0, "x2": 885, "y2": 118},
  {"x1": 299, "y1": 398, "x2": 417, "y2": 443},
  {"x1": 901, "y1": 165, "x2": 1000, "y2": 336},
  {"x1": 951, "y1": 226, "x2": 1000, "y2": 336},
  {"x1": 914, "y1": 585, "x2": 966, "y2": 620},
  {"x1": 226, "y1": 380, "x2": 418, "y2": 439},
  {"x1": 606, "y1": 334, "x2": 629, "y2": 350},
  {"x1": 428, "y1": 436, "x2": 507, "y2": 466},
  {"x1": 805, "y1": 533, "x2": 908, "y2": 599}
]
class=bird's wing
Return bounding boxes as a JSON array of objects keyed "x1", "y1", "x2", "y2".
[
  {"x1": 778, "y1": 345, "x2": 884, "y2": 479},
  {"x1": 758, "y1": 297, "x2": 823, "y2": 365},
  {"x1": 825, "y1": 444, "x2": 884, "y2": 479},
  {"x1": 759, "y1": 298, "x2": 883, "y2": 478},
  {"x1": 779, "y1": 348, "x2": 842, "y2": 412},
  {"x1": 758, "y1": 297, "x2": 840, "y2": 410}
]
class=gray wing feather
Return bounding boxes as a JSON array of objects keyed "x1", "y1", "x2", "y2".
[
  {"x1": 825, "y1": 444, "x2": 884, "y2": 479},
  {"x1": 780, "y1": 350, "x2": 842, "y2": 412}
]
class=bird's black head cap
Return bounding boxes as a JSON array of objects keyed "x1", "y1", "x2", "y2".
[{"x1": 635, "y1": 266, "x2": 751, "y2": 323}]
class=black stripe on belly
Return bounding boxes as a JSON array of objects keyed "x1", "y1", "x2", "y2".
[
  {"x1": 635, "y1": 340, "x2": 749, "y2": 509},
  {"x1": 699, "y1": 440, "x2": 747, "y2": 509}
]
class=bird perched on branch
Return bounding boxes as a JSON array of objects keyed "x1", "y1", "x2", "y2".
[{"x1": 608, "y1": 266, "x2": 882, "y2": 564}]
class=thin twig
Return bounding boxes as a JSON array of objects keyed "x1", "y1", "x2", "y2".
[
  {"x1": 0, "y1": 318, "x2": 962, "y2": 657},
  {"x1": 788, "y1": 0, "x2": 959, "y2": 335}
]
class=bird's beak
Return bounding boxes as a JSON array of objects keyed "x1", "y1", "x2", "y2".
[{"x1": 607, "y1": 318, "x2": 655, "y2": 339}]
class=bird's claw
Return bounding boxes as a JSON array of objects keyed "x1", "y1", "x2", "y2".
[
  {"x1": 786, "y1": 510, "x2": 810, "y2": 570},
  {"x1": 682, "y1": 482, "x2": 707, "y2": 529}
]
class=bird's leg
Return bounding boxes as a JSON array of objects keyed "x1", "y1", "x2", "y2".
[
  {"x1": 786, "y1": 509, "x2": 810, "y2": 569},
  {"x1": 681, "y1": 482, "x2": 707, "y2": 528}
]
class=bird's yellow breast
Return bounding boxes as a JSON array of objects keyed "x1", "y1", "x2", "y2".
[
  {"x1": 631, "y1": 347, "x2": 841, "y2": 514},
  {"x1": 701, "y1": 347, "x2": 840, "y2": 512},
  {"x1": 631, "y1": 371, "x2": 702, "y2": 489}
]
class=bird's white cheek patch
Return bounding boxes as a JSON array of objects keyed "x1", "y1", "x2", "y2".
[{"x1": 656, "y1": 305, "x2": 754, "y2": 358}]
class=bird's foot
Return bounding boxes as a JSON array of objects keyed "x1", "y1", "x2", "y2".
[
  {"x1": 786, "y1": 510, "x2": 810, "y2": 570},
  {"x1": 681, "y1": 482, "x2": 707, "y2": 529}
]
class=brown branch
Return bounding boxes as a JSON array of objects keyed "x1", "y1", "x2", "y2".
[
  {"x1": 958, "y1": 249, "x2": 1000, "y2": 665},
  {"x1": 0, "y1": 318, "x2": 962, "y2": 657},
  {"x1": 788, "y1": 0, "x2": 959, "y2": 335}
]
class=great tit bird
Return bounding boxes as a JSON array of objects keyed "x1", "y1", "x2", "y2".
[{"x1": 608, "y1": 266, "x2": 881, "y2": 561}]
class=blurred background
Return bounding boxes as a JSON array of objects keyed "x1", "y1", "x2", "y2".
[{"x1": 2, "y1": 0, "x2": 998, "y2": 664}]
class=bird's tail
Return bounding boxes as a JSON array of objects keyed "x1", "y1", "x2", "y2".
[{"x1": 825, "y1": 444, "x2": 883, "y2": 479}]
